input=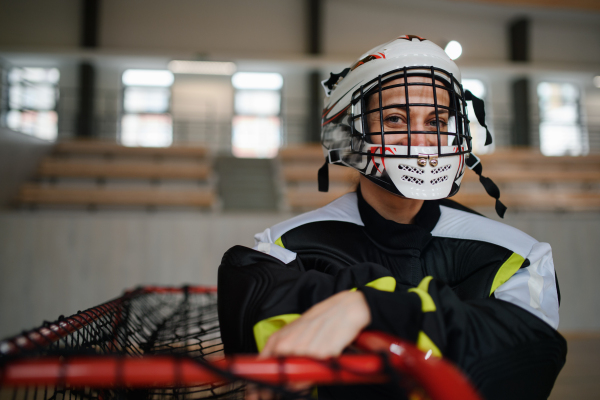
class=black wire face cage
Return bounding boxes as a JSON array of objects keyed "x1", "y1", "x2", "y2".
[{"x1": 350, "y1": 66, "x2": 472, "y2": 158}]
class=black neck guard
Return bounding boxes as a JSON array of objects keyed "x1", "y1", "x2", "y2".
[{"x1": 356, "y1": 187, "x2": 439, "y2": 251}]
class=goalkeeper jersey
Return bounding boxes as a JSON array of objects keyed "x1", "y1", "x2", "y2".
[{"x1": 218, "y1": 189, "x2": 566, "y2": 400}]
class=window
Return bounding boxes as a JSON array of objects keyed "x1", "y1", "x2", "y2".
[
  {"x1": 6, "y1": 67, "x2": 59, "y2": 141},
  {"x1": 120, "y1": 69, "x2": 174, "y2": 147},
  {"x1": 231, "y1": 72, "x2": 283, "y2": 158},
  {"x1": 538, "y1": 82, "x2": 587, "y2": 156},
  {"x1": 462, "y1": 79, "x2": 492, "y2": 154}
]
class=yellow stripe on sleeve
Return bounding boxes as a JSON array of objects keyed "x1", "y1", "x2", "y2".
[
  {"x1": 365, "y1": 276, "x2": 396, "y2": 292},
  {"x1": 416, "y1": 331, "x2": 442, "y2": 359},
  {"x1": 253, "y1": 314, "x2": 301, "y2": 352},
  {"x1": 349, "y1": 276, "x2": 396, "y2": 293},
  {"x1": 274, "y1": 237, "x2": 285, "y2": 248},
  {"x1": 408, "y1": 276, "x2": 436, "y2": 312},
  {"x1": 490, "y1": 253, "x2": 526, "y2": 296},
  {"x1": 408, "y1": 277, "x2": 442, "y2": 358}
]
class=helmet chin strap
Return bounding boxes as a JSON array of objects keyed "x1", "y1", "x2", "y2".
[
  {"x1": 318, "y1": 157, "x2": 329, "y2": 192},
  {"x1": 466, "y1": 153, "x2": 507, "y2": 218},
  {"x1": 464, "y1": 89, "x2": 507, "y2": 218},
  {"x1": 465, "y1": 90, "x2": 493, "y2": 146}
]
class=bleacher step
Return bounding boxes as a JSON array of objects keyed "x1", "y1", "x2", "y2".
[
  {"x1": 18, "y1": 184, "x2": 214, "y2": 207},
  {"x1": 54, "y1": 141, "x2": 208, "y2": 158},
  {"x1": 37, "y1": 159, "x2": 211, "y2": 180}
]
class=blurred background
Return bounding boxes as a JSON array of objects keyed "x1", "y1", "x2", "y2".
[{"x1": 0, "y1": 0, "x2": 598, "y2": 397}]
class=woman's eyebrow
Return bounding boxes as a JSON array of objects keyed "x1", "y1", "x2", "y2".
[
  {"x1": 425, "y1": 109, "x2": 449, "y2": 117},
  {"x1": 368, "y1": 103, "x2": 408, "y2": 112}
]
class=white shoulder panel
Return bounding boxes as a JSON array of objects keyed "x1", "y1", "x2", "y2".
[
  {"x1": 432, "y1": 205, "x2": 538, "y2": 258},
  {"x1": 268, "y1": 192, "x2": 363, "y2": 241},
  {"x1": 252, "y1": 241, "x2": 298, "y2": 264},
  {"x1": 252, "y1": 192, "x2": 362, "y2": 265},
  {"x1": 432, "y1": 206, "x2": 559, "y2": 329},
  {"x1": 494, "y1": 242, "x2": 560, "y2": 329}
]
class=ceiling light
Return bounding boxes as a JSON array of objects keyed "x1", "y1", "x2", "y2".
[
  {"x1": 232, "y1": 72, "x2": 283, "y2": 90},
  {"x1": 445, "y1": 41, "x2": 463, "y2": 61},
  {"x1": 168, "y1": 60, "x2": 237, "y2": 75}
]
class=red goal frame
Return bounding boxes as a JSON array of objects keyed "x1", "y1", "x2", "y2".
[{"x1": 0, "y1": 286, "x2": 481, "y2": 400}]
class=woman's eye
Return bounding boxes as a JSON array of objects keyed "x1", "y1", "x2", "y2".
[
  {"x1": 429, "y1": 119, "x2": 447, "y2": 127},
  {"x1": 385, "y1": 116, "x2": 402, "y2": 123}
]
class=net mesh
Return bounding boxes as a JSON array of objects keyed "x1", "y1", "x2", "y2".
[{"x1": 0, "y1": 288, "x2": 245, "y2": 400}]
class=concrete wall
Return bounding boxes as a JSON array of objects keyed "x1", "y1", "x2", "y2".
[
  {"x1": 0, "y1": 211, "x2": 290, "y2": 338},
  {"x1": 1, "y1": 0, "x2": 599, "y2": 62},
  {"x1": 0, "y1": 0, "x2": 79, "y2": 48},
  {"x1": 0, "y1": 208, "x2": 599, "y2": 338},
  {"x1": 100, "y1": 0, "x2": 306, "y2": 55},
  {"x1": 0, "y1": 127, "x2": 53, "y2": 208}
]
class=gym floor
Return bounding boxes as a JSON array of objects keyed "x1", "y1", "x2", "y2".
[{"x1": 550, "y1": 333, "x2": 600, "y2": 400}]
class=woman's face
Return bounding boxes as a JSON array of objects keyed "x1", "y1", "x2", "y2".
[{"x1": 365, "y1": 76, "x2": 451, "y2": 146}]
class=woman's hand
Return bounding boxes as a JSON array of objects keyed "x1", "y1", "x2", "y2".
[
  {"x1": 261, "y1": 290, "x2": 371, "y2": 359},
  {"x1": 245, "y1": 291, "x2": 371, "y2": 399}
]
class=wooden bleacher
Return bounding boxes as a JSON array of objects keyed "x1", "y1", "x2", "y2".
[
  {"x1": 19, "y1": 185, "x2": 215, "y2": 207},
  {"x1": 53, "y1": 141, "x2": 208, "y2": 158},
  {"x1": 279, "y1": 145, "x2": 358, "y2": 210},
  {"x1": 37, "y1": 159, "x2": 211, "y2": 180},
  {"x1": 279, "y1": 145, "x2": 600, "y2": 212},
  {"x1": 17, "y1": 141, "x2": 215, "y2": 209}
]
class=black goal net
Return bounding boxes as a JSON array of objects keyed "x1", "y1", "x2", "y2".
[
  {"x1": 0, "y1": 286, "x2": 480, "y2": 400},
  {"x1": 0, "y1": 287, "x2": 246, "y2": 400}
]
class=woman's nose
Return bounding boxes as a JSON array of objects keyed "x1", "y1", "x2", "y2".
[{"x1": 409, "y1": 132, "x2": 437, "y2": 146}]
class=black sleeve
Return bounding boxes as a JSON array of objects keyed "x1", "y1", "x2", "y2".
[
  {"x1": 358, "y1": 278, "x2": 567, "y2": 400},
  {"x1": 218, "y1": 245, "x2": 394, "y2": 354}
]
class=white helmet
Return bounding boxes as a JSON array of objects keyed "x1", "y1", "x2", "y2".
[{"x1": 320, "y1": 35, "x2": 476, "y2": 200}]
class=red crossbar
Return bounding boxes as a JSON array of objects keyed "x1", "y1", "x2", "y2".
[
  {"x1": 0, "y1": 354, "x2": 386, "y2": 388},
  {"x1": 355, "y1": 331, "x2": 481, "y2": 400},
  {"x1": 1, "y1": 332, "x2": 481, "y2": 400}
]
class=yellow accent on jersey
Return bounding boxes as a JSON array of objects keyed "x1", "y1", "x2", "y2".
[
  {"x1": 490, "y1": 253, "x2": 525, "y2": 296},
  {"x1": 349, "y1": 276, "x2": 396, "y2": 293},
  {"x1": 274, "y1": 237, "x2": 285, "y2": 248},
  {"x1": 416, "y1": 331, "x2": 442, "y2": 358},
  {"x1": 408, "y1": 276, "x2": 436, "y2": 312},
  {"x1": 253, "y1": 314, "x2": 300, "y2": 352}
]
